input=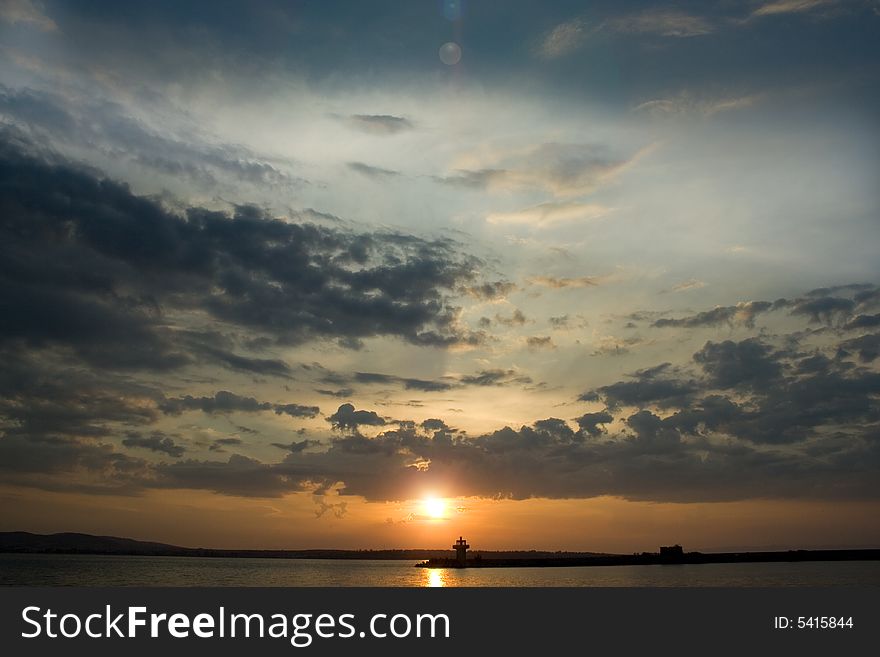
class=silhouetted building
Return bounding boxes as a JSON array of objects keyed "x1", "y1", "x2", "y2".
[{"x1": 453, "y1": 536, "x2": 469, "y2": 565}]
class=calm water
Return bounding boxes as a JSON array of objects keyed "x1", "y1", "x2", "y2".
[{"x1": 2, "y1": 554, "x2": 879, "y2": 586}]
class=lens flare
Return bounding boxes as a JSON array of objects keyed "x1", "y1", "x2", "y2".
[{"x1": 439, "y1": 42, "x2": 461, "y2": 65}]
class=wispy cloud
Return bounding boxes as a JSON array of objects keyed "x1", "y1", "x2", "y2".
[
  {"x1": 439, "y1": 142, "x2": 653, "y2": 198},
  {"x1": 0, "y1": 0, "x2": 57, "y2": 32},
  {"x1": 486, "y1": 201, "x2": 611, "y2": 227},
  {"x1": 536, "y1": 18, "x2": 588, "y2": 59},
  {"x1": 603, "y1": 9, "x2": 713, "y2": 37},
  {"x1": 671, "y1": 279, "x2": 707, "y2": 293},
  {"x1": 751, "y1": 0, "x2": 839, "y2": 18},
  {"x1": 536, "y1": 8, "x2": 712, "y2": 59},
  {"x1": 527, "y1": 275, "x2": 601, "y2": 289},
  {"x1": 634, "y1": 92, "x2": 760, "y2": 117},
  {"x1": 343, "y1": 114, "x2": 413, "y2": 135}
]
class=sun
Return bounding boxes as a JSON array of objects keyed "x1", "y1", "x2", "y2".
[{"x1": 422, "y1": 496, "x2": 447, "y2": 519}]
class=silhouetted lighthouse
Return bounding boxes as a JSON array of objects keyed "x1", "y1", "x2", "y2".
[{"x1": 453, "y1": 536, "x2": 469, "y2": 565}]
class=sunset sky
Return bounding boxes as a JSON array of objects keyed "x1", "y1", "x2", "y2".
[{"x1": 1, "y1": 0, "x2": 879, "y2": 552}]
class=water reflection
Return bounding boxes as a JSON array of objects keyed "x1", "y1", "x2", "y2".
[{"x1": 425, "y1": 568, "x2": 446, "y2": 587}]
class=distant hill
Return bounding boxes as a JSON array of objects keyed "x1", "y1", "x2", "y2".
[
  {"x1": 0, "y1": 532, "x2": 195, "y2": 556},
  {"x1": 0, "y1": 532, "x2": 608, "y2": 560}
]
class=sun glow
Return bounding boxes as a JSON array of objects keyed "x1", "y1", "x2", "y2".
[{"x1": 422, "y1": 496, "x2": 447, "y2": 519}]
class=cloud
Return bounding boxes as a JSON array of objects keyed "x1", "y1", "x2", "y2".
[
  {"x1": 844, "y1": 314, "x2": 880, "y2": 330},
  {"x1": 193, "y1": 345, "x2": 293, "y2": 378},
  {"x1": 160, "y1": 391, "x2": 272, "y2": 415},
  {"x1": 693, "y1": 338, "x2": 783, "y2": 390},
  {"x1": 319, "y1": 366, "x2": 534, "y2": 393},
  {"x1": 536, "y1": 18, "x2": 588, "y2": 59},
  {"x1": 575, "y1": 411, "x2": 614, "y2": 437},
  {"x1": 271, "y1": 439, "x2": 321, "y2": 453},
  {"x1": 327, "y1": 403, "x2": 386, "y2": 431},
  {"x1": 486, "y1": 201, "x2": 611, "y2": 227},
  {"x1": 493, "y1": 309, "x2": 527, "y2": 327},
  {"x1": 670, "y1": 279, "x2": 707, "y2": 293},
  {"x1": 208, "y1": 437, "x2": 243, "y2": 453},
  {"x1": 353, "y1": 372, "x2": 455, "y2": 392},
  {"x1": 585, "y1": 366, "x2": 698, "y2": 409},
  {"x1": 648, "y1": 287, "x2": 879, "y2": 331},
  {"x1": 526, "y1": 335, "x2": 555, "y2": 349},
  {"x1": 603, "y1": 9, "x2": 713, "y2": 37},
  {"x1": 122, "y1": 431, "x2": 185, "y2": 458},
  {"x1": 838, "y1": 334, "x2": 880, "y2": 362},
  {"x1": 0, "y1": 87, "x2": 304, "y2": 191},
  {"x1": 347, "y1": 161, "x2": 400, "y2": 179},
  {"x1": 788, "y1": 296, "x2": 855, "y2": 324},
  {"x1": 461, "y1": 281, "x2": 517, "y2": 300},
  {"x1": 437, "y1": 142, "x2": 651, "y2": 198},
  {"x1": 0, "y1": 132, "x2": 491, "y2": 370},
  {"x1": 3, "y1": 308, "x2": 879, "y2": 503},
  {"x1": 344, "y1": 114, "x2": 413, "y2": 135},
  {"x1": 159, "y1": 391, "x2": 319, "y2": 419},
  {"x1": 0, "y1": 0, "x2": 57, "y2": 32},
  {"x1": 536, "y1": 8, "x2": 711, "y2": 60},
  {"x1": 652, "y1": 301, "x2": 773, "y2": 329},
  {"x1": 751, "y1": 0, "x2": 839, "y2": 18},
  {"x1": 274, "y1": 403, "x2": 321, "y2": 419},
  {"x1": 527, "y1": 275, "x2": 600, "y2": 289},
  {"x1": 458, "y1": 369, "x2": 532, "y2": 387},
  {"x1": 634, "y1": 93, "x2": 759, "y2": 118}
]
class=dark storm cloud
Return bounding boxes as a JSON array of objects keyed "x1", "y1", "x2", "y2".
[
  {"x1": 344, "y1": 114, "x2": 413, "y2": 135},
  {"x1": 274, "y1": 403, "x2": 321, "y2": 419},
  {"x1": 584, "y1": 364, "x2": 698, "y2": 409},
  {"x1": 144, "y1": 396, "x2": 880, "y2": 502},
  {"x1": 3, "y1": 320, "x2": 879, "y2": 502},
  {"x1": 121, "y1": 431, "x2": 185, "y2": 457},
  {"x1": 0, "y1": 134, "x2": 490, "y2": 376},
  {"x1": 838, "y1": 334, "x2": 880, "y2": 363},
  {"x1": 584, "y1": 332, "x2": 880, "y2": 446},
  {"x1": 844, "y1": 314, "x2": 880, "y2": 330},
  {"x1": 0, "y1": 352, "x2": 161, "y2": 443},
  {"x1": 0, "y1": 434, "x2": 148, "y2": 494},
  {"x1": 458, "y1": 369, "x2": 533, "y2": 387},
  {"x1": 159, "y1": 391, "x2": 319, "y2": 419},
  {"x1": 693, "y1": 338, "x2": 783, "y2": 390},
  {"x1": 0, "y1": 86, "x2": 304, "y2": 190},
  {"x1": 327, "y1": 403, "x2": 386, "y2": 431},
  {"x1": 160, "y1": 391, "x2": 272, "y2": 415},
  {"x1": 575, "y1": 411, "x2": 614, "y2": 437},
  {"x1": 788, "y1": 296, "x2": 856, "y2": 324}
]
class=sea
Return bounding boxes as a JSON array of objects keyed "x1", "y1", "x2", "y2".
[{"x1": 2, "y1": 554, "x2": 879, "y2": 586}]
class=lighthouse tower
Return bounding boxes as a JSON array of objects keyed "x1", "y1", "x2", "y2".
[{"x1": 453, "y1": 536, "x2": 469, "y2": 565}]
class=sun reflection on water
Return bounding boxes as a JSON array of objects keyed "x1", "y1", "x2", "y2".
[{"x1": 425, "y1": 568, "x2": 446, "y2": 587}]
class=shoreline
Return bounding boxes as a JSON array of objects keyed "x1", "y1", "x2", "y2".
[{"x1": 415, "y1": 549, "x2": 880, "y2": 569}]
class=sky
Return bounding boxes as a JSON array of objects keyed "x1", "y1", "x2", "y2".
[{"x1": 0, "y1": 0, "x2": 879, "y2": 552}]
